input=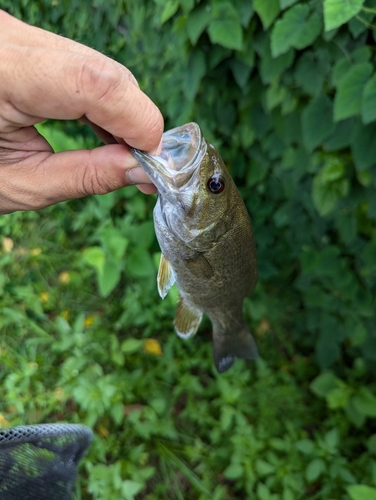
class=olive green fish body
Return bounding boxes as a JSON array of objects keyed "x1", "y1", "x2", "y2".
[{"x1": 132, "y1": 123, "x2": 258, "y2": 373}]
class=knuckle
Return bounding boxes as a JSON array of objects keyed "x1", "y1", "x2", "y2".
[{"x1": 78, "y1": 57, "x2": 123, "y2": 104}]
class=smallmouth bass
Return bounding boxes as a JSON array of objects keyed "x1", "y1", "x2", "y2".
[{"x1": 131, "y1": 123, "x2": 258, "y2": 373}]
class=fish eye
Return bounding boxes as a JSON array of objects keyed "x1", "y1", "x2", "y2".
[{"x1": 207, "y1": 174, "x2": 225, "y2": 194}]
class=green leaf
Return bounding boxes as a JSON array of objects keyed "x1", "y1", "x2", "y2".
[
  {"x1": 271, "y1": 4, "x2": 322, "y2": 57},
  {"x1": 352, "y1": 46, "x2": 372, "y2": 63},
  {"x1": 351, "y1": 170, "x2": 372, "y2": 187},
  {"x1": 349, "y1": 15, "x2": 368, "y2": 38},
  {"x1": 351, "y1": 121, "x2": 376, "y2": 170},
  {"x1": 361, "y1": 73, "x2": 376, "y2": 124},
  {"x1": 312, "y1": 158, "x2": 349, "y2": 216},
  {"x1": 83, "y1": 247, "x2": 106, "y2": 274},
  {"x1": 230, "y1": 59, "x2": 252, "y2": 88},
  {"x1": 324, "y1": 118, "x2": 354, "y2": 151},
  {"x1": 127, "y1": 249, "x2": 155, "y2": 278},
  {"x1": 121, "y1": 338, "x2": 143, "y2": 354},
  {"x1": 100, "y1": 227, "x2": 128, "y2": 262},
  {"x1": 121, "y1": 480, "x2": 144, "y2": 500},
  {"x1": 179, "y1": 0, "x2": 194, "y2": 13},
  {"x1": 185, "y1": 5, "x2": 211, "y2": 44},
  {"x1": 295, "y1": 439, "x2": 314, "y2": 454},
  {"x1": 260, "y1": 47, "x2": 295, "y2": 84},
  {"x1": 183, "y1": 50, "x2": 206, "y2": 100},
  {"x1": 306, "y1": 458, "x2": 326, "y2": 482},
  {"x1": 97, "y1": 260, "x2": 121, "y2": 297},
  {"x1": 323, "y1": 0, "x2": 365, "y2": 31},
  {"x1": 266, "y1": 83, "x2": 287, "y2": 110},
  {"x1": 238, "y1": 2, "x2": 254, "y2": 28},
  {"x1": 350, "y1": 323, "x2": 368, "y2": 345},
  {"x1": 125, "y1": 221, "x2": 155, "y2": 249},
  {"x1": 302, "y1": 95, "x2": 335, "y2": 150},
  {"x1": 253, "y1": 0, "x2": 280, "y2": 29},
  {"x1": 257, "y1": 483, "x2": 271, "y2": 500},
  {"x1": 345, "y1": 399, "x2": 366, "y2": 428},
  {"x1": 208, "y1": 19, "x2": 243, "y2": 50},
  {"x1": 310, "y1": 371, "x2": 338, "y2": 397},
  {"x1": 332, "y1": 58, "x2": 352, "y2": 87},
  {"x1": 220, "y1": 405, "x2": 235, "y2": 431},
  {"x1": 313, "y1": 177, "x2": 349, "y2": 216},
  {"x1": 325, "y1": 428, "x2": 339, "y2": 448},
  {"x1": 160, "y1": 0, "x2": 179, "y2": 24},
  {"x1": 326, "y1": 386, "x2": 350, "y2": 409},
  {"x1": 279, "y1": 0, "x2": 298, "y2": 8},
  {"x1": 283, "y1": 489, "x2": 295, "y2": 500},
  {"x1": 294, "y1": 52, "x2": 324, "y2": 96},
  {"x1": 352, "y1": 387, "x2": 376, "y2": 417},
  {"x1": 347, "y1": 485, "x2": 376, "y2": 500},
  {"x1": 35, "y1": 122, "x2": 86, "y2": 152},
  {"x1": 255, "y1": 459, "x2": 275, "y2": 476},
  {"x1": 334, "y1": 63, "x2": 373, "y2": 121},
  {"x1": 224, "y1": 463, "x2": 243, "y2": 480}
]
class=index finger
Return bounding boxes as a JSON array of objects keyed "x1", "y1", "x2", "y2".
[
  {"x1": 0, "y1": 10, "x2": 139, "y2": 87},
  {"x1": 0, "y1": 43, "x2": 164, "y2": 152}
]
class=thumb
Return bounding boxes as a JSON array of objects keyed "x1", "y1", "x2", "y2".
[{"x1": 0, "y1": 143, "x2": 154, "y2": 214}]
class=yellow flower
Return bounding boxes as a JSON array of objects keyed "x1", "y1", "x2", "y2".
[
  {"x1": 58, "y1": 271, "x2": 71, "y2": 284},
  {"x1": 256, "y1": 319, "x2": 271, "y2": 336},
  {"x1": 31, "y1": 248, "x2": 42, "y2": 256},
  {"x1": 39, "y1": 292, "x2": 50, "y2": 303},
  {"x1": 97, "y1": 424, "x2": 110, "y2": 438},
  {"x1": 143, "y1": 338, "x2": 162, "y2": 357},
  {"x1": 0, "y1": 414, "x2": 9, "y2": 427},
  {"x1": 54, "y1": 387, "x2": 64, "y2": 402},
  {"x1": 2, "y1": 237, "x2": 14, "y2": 253},
  {"x1": 84, "y1": 315, "x2": 95, "y2": 327},
  {"x1": 61, "y1": 310, "x2": 70, "y2": 320}
]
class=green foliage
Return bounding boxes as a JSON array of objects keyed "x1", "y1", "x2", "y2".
[
  {"x1": 324, "y1": 0, "x2": 365, "y2": 31},
  {"x1": 334, "y1": 62, "x2": 373, "y2": 121},
  {"x1": 348, "y1": 484, "x2": 376, "y2": 500},
  {"x1": 270, "y1": 4, "x2": 321, "y2": 57},
  {"x1": 1, "y1": 0, "x2": 376, "y2": 498}
]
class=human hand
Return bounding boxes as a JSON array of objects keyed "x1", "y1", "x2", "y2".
[{"x1": 0, "y1": 10, "x2": 163, "y2": 215}]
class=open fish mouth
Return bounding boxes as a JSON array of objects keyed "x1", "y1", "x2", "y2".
[{"x1": 131, "y1": 123, "x2": 206, "y2": 195}]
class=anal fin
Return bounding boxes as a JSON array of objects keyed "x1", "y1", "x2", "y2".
[
  {"x1": 174, "y1": 296, "x2": 202, "y2": 339},
  {"x1": 157, "y1": 254, "x2": 175, "y2": 299}
]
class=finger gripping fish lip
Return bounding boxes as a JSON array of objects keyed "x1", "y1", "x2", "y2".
[{"x1": 131, "y1": 122, "x2": 203, "y2": 176}]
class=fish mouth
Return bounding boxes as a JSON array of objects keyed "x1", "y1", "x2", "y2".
[{"x1": 131, "y1": 123, "x2": 205, "y2": 197}]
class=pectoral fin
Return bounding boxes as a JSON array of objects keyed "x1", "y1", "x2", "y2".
[
  {"x1": 157, "y1": 254, "x2": 175, "y2": 299},
  {"x1": 174, "y1": 296, "x2": 203, "y2": 339}
]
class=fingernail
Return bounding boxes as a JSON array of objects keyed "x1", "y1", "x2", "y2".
[
  {"x1": 126, "y1": 167, "x2": 152, "y2": 185},
  {"x1": 150, "y1": 139, "x2": 163, "y2": 156}
]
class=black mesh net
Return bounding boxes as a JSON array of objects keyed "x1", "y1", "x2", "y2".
[{"x1": 0, "y1": 423, "x2": 93, "y2": 500}]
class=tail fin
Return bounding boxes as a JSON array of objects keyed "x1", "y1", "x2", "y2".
[{"x1": 212, "y1": 324, "x2": 259, "y2": 374}]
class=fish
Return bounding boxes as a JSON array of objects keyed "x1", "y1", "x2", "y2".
[{"x1": 131, "y1": 122, "x2": 258, "y2": 373}]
